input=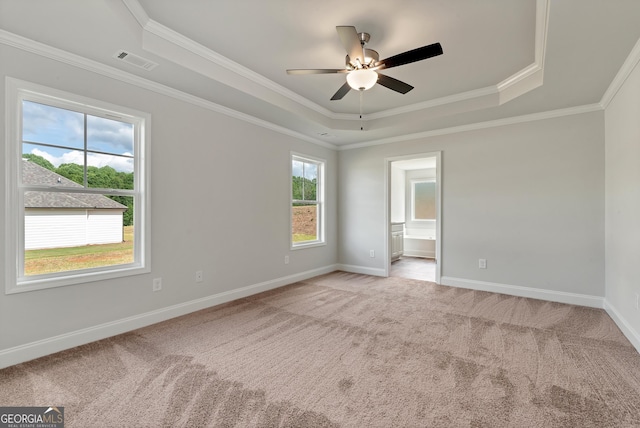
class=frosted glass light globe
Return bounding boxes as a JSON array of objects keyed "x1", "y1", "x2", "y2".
[{"x1": 347, "y1": 69, "x2": 378, "y2": 91}]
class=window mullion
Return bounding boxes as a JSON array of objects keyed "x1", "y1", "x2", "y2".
[{"x1": 301, "y1": 162, "x2": 305, "y2": 201}]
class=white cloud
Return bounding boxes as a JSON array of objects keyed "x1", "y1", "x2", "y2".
[
  {"x1": 87, "y1": 115, "x2": 134, "y2": 153},
  {"x1": 23, "y1": 101, "x2": 134, "y2": 154},
  {"x1": 31, "y1": 148, "x2": 134, "y2": 173},
  {"x1": 22, "y1": 100, "x2": 84, "y2": 146}
]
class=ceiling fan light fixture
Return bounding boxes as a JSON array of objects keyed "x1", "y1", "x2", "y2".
[
  {"x1": 347, "y1": 68, "x2": 378, "y2": 91},
  {"x1": 287, "y1": 26, "x2": 442, "y2": 101},
  {"x1": 363, "y1": 49, "x2": 379, "y2": 66}
]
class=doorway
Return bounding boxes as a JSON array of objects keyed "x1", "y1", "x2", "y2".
[
  {"x1": 390, "y1": 256, "x2": 437, "y2": 281},
  {"x1": 385, "y1": 152, "x2": 441, "y2": 283}
]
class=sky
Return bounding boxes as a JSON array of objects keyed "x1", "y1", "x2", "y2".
[
  {"x1": 22, "y1": 100, "x2": 134, "y2": 173},
  {"x1": 292, "y1": 159, "x2": 317, "y2": 180}
]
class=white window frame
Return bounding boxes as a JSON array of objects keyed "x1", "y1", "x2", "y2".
[
  {"x1": 411, "y1": 179, "x2": 436, "y2": 222},
  {"x1": 4, "y1": 77, "x2": 151, "y2": 294},
  {"x1": 290, "y1": 152, "x2": 325, "y2": 249}
]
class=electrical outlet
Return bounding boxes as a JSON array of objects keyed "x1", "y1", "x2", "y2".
[
  {"x1": 284, "y1": 255, "x2": 289, "y2": 265},
  {"x1": 478, "y1": 259, "x2": 487, "y2": 269},
  {"x1": 195, "y1": 270, "x2": 203, "y2": 283},
  {"x1": 152, "y1": 277, "x2": 162, "y2": 292},
  {"x1": 370, "y1": 250, "x2": 375, "y2": 258}
]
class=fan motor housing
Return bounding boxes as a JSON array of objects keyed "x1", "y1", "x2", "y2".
[{"x1": 346, "y1": 49, "x2": 379, "y2": 69}]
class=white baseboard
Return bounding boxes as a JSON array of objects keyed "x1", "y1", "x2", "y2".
[
  {"x1": 604, "y1": 300, "x2": 640, "y2": 354},
  {"x1": 403, "y1": 250, "x2": 436, "y2": 258},
  {"x1": 440, "y1": 276, "x2": 604, "y2": 308},
  {"x1": 6, "y1": 268, "x2": 633, "y2": 370},
  {"x1": 439, "y1": 277, "x2": 638, "y2": 354},
  {"x1": 0, "y1": 264, "x2": 339, "y2": 370},
  {"x1": 336, "y1": 264, "x2": 386, "y2": 277}
]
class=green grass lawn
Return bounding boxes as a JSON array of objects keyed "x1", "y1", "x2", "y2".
[
  {"x1": 25, "y1": 226, "x2": 134, "y2": 276},
  {"x1": 292, "y1": 233, "x2": 317, "y2": 242},
  {"x1": 26, "y1": 227, "x2": 315, "y2": 276}
]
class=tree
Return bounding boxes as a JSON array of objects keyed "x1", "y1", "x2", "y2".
[
  {"x1": 22, "y1": 154, "x2": 55, "y2": 171},
  {"x1": 56, "y1": 163, "x2": 84, "y2": 185},
  {"x1": 86, "y1": 166, "x2": 134, "y2": 226},
  {"x1": 292, "y1": 176, "x2": 317, "y2": 202},
  {"x1": 109, "y1": 195, "x2": 134, "y2": 226}
]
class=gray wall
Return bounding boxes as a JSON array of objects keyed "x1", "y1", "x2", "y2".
[
  {"x1": 0, "y1": 45, "x2": 338, "y2": 354},
  {"x1": 605, "y1": 58, "x2": 640, "y2": 342},
  {"x1": 5, "y1": 39, "x2": 637, "y2": 363},
  {"x1": 338, "y1": 112, "x2": 605, "y2": 296}
]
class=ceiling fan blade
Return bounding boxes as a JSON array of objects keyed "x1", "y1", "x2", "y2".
[
  {"x1": 330, "y1": 82, "x2": 352, "y2": 100},
  {"x1": 286, "y1": 69, "x2": 346, "y2": 75},
  {"x1": 378, "y1": 42, "x2": 443, "y2": 69},
  {"x1": 377, "y1": 73, "x2": 414, "y2": 94},
  {"x1": 336, "y1": 26, "x2": 363, "y2": 64}
]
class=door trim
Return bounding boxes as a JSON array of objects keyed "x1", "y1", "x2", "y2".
[{"x1": 384, "y1": 151, "x2": 442, "y2": 283}]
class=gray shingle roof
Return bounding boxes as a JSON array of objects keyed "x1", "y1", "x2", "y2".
[{"x1": 22, "y1": 160, "x2": 128, "y2": 210}]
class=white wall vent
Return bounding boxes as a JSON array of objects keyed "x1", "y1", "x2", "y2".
[{"x1": 113, "y1": 50, "x2": 158, "y2": 71}]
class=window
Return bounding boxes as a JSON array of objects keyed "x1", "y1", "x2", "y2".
[
  {"x1": 5, "y1": 78, "x2": 150, "y2": 293},
  {"x1": 411, "y1": 179, "x2": 436, "y2": 221},
  {"x1": 291, "y1": 153, "x2": 324, "y2": 248}
]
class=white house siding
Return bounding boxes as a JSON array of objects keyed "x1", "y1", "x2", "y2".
[
  {"x1": 25, "y1": 209, "x2": 123, "y2": 250},
  {"x1": 87, "y1": 210, "x2": 124, "y2": 245}
]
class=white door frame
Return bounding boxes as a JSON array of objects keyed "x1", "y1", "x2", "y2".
[{"x1": 384, "y1": 151, "x2": 442, "y2": 283}]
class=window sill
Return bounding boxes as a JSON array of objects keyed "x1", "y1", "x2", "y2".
[
  {"x1": 7, "y1": 264, "x2": 150, "y2": 294},
  {"x1": 291, "y1": 241, "x2": 326, "y2": 251}
]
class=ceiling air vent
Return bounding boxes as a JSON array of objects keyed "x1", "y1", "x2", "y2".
[{"x1": 113, "y1": 50, "x2": 158, "y2": 71}]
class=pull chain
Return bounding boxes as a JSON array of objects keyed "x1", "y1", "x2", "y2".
[{"x1": 359, "y1": 90, "x2": 364, "y2": 131}]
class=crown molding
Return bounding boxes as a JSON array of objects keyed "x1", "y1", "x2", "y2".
[
  {"x1": 368, "y1": 62, "x2": 544, "y2": 122},
  {"x1": 122, "y1": 0, "x2": 549, "y2": 125},
  {"x1": 366, "y1": 86, "x2": 499, "y2": 120},
  {"x1": 2, "y1": 0, "x2": 568, "y2": 152},
  {"x1": 535, "y1": 0, "x2": 550, "y2": 67},
  {"x1": 121, "y1": 0, "x2": 149, "y2": 28},
  {"x1": 339, "y1": 103, "x2": 602, "y2": 151},
  {"x1": 600, "y1": 35, "x2": 640, "y2": 109},
  {"x1": 0, "y1": 29, "x2": 335, "y2": 150},
  {"x1": 497, "y1": 63, "x2": 541, "y2": 91},
  {"x1": 141, "y1": 18, "x2": 345, "y2": 121},
  {"x1": 368, "y1": 0, "x2": 549, "y2": 122},
  {"x1": 1, "y1": 19, "x2": 607, "y2": 153}
]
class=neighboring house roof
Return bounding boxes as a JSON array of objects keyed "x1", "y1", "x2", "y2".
[{"x1": 22, "y1": 159, "x2": 128, "y2": 210}]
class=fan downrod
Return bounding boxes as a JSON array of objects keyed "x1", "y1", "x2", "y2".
[{"x1": 358, "y1": 32, "x2": 370, "y2": 45}]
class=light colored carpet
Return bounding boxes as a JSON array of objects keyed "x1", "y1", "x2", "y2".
[{"x1": 1, "y1": 272, "x2": 639, "y2": 427}]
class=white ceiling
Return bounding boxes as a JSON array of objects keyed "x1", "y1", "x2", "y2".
[{"x1": 2, "y1": 0, "x2": 640, "y2": 148}]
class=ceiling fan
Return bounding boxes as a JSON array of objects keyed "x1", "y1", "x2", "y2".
[{"x1": 287, "y1": 26, "x2": 443, "y2": 100}]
